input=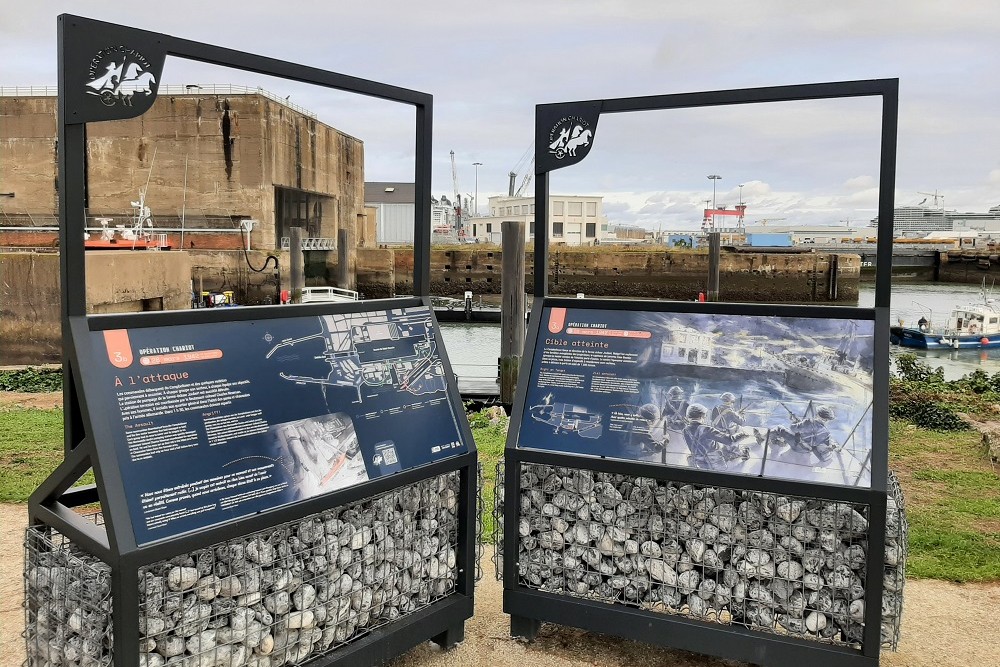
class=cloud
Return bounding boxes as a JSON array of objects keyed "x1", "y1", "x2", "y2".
[
  {"x1": 844, "y1": 175, "x2": 876, "y2": 191},
  {"x1": 3, "y1": 1, "x2": 1000, "y2": 223}
]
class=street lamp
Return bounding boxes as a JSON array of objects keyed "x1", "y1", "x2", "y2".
[
  {"x1": 472, "y1": 162, "x2": 482, "y2": 217},
  {"x1": 707, "y1": 174, "x2": 721, "y2": 229}
]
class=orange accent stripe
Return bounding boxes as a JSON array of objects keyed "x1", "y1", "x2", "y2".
[
  {"x1": 565, "y1": 327, "x2": 651, "y2": 339},
  {"x1": 103, "y1": 330, "x2": 134, "y2": 368},
  {"x1": 548, "y1": 307, "x2": 567, "y2": 334},
  {"x1": 139, "y1": 349, "x2": 223, "y2": 366}
]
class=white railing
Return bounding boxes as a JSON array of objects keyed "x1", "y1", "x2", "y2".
[
  {"x1": 0, "y1": 84, "x2": 318, "y2": 119},
  {"x1": 300, "y1": 286, "x2": 359, "y2": 303},
  {"x1": 0, "y1": 86, "x2": 58, "y2": 97}
]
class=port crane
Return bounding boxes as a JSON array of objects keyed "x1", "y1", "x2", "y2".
[
  {"x1": 917, "y1": 190, "x2": 945, "y2": 207},
  {"x1": 507, "y1": 142, "x2": 534, "y2": 197},
  {"x1": 701, "y1": 204, "x2": 747, "y2": 230},
  {"x1": 450, "y1": 150, "x2": 463, "y2": 234}
]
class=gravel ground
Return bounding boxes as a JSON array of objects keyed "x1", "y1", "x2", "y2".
[{"x1": 1, "y1": 504, "x2": 997, "y2": 667}]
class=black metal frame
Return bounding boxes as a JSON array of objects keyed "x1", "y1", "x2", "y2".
[
  {"x1": 505, "y1": 79, "x2": 898, "y2": 667},
  {"x1": 32, "y1": 14, "x2": 474, "y2": 667}
]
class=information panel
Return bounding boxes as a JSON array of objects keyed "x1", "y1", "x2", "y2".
[
  {"x1": 87, "y1": 306, "x2": 468, "y2": 544},
  {"x1": 518, "y1": 306, "x2": 874, "y2": 487}
]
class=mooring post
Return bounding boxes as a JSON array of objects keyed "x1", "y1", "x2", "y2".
[
  {"x1": 290, "y1": 226, "x2": 304, "y2": 304},
  {"x1": 828, "y1": 253, "x2": 839, "y2": 301},
  {"x1": 707, "y1": 231, "x2": 721, "y2": 301},
  {"x1": 500, "y1": 220, "x2": 526, "y2": 406}
]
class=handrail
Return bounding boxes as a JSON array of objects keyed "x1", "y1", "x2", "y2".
[{"x1": 0, "y1": 83, "x2": 318, "y2": 119}]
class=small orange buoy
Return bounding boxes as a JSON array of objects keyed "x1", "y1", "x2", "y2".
[
  {"x1": 698, "y1": 292, "x2": 706, "y2": 302},
  {"x1": 981, "y1": 337, "x2": 990, "y2": 345}
]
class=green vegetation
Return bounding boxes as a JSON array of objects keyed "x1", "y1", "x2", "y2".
[
  {"x1": 889, "y1": 419, "x2": 1000, "y2": 581},
  {"x1": 0, "y1": 367, "x2": 63, "y2": 393},
  {"x1": 467, "y1": 406, "x2": 507, "y2": 541},
  {"x1": 0, "y1": 406, "x2": 85, "y2": 502},
  {"x1": 1, "y1": 400, "x2": 996, "y2": 581},
  {"x1": 890, "y1": 352, "x2": 1000, "y2": 429}
]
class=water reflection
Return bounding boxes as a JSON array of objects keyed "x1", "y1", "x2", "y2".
[{"x1": 439, "y1": 283, "x2": 1000, "y2": 383}]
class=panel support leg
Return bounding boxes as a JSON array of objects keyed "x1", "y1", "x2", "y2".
[
  {"x1": 431, "y1": 622, "x2": 465, "y2": 650},
  {"x1": 510, "y1": 615, "x2": 540, "y2": 642}
]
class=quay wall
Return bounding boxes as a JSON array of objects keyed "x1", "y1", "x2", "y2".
[
  {"x1": 937, "y1": 249, "x2": 1000, "y2": 284},
  {"x1": 0, "y1": 251, "x2": 191, "y2": 365},
  {"x1": 351, "y1": 248, "x2": 861, "y2": 303}
]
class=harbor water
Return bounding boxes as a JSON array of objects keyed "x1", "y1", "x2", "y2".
[{"x1": 439, "y1": 282, "x2": 1000, "y2": 383}]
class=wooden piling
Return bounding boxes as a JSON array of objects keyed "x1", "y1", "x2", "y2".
[
  {"x1": 707, "y1": 232, "x2": 721, "y2": 301},
  {"x1": 500, "y1": 220, "x2": 526, "y2": 406},
  {"x1": 290, "y1": 226, "x2": 304, "y2": 303}
]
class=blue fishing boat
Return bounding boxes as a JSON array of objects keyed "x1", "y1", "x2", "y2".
[{"x1": 890, "y1": 297, "x2": 1000, "y2": 349}]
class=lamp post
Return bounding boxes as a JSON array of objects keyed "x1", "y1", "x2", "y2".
[
  {"x1": 473, "y1": 162, "x2": 482, "y2": 218},
  {"x1": 707, "y1": 174, "x2": 721, "y2": 229},
  {"x1": 738, "y1": 183, "x2": 745, "y2": 231}
]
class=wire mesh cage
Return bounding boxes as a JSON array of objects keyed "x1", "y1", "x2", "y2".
[
  {"x1": 493, "y1": 462, "x2": 505, "y2": 582},
  {"x1": 24, "y1": 512, "x2": 113, "y2": 667},
  {"x1": 514, "y1": 463, "x2": 906, "y2": 651},
  {"x1": 475, "y1": 463, "x2": 484, "y2": 583},
  {"x1": 883, "y1": 470, "x2": 908, "y2": 651},
  {"x1": 24, "y1": 472, "x2": 461, "y2": 667}
]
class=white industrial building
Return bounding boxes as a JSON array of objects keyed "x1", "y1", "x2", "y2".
[
  {"x1": 741, "y1": 225, "x2": 860, "y2": 244},
  {"x1": 364, "y1": 182, "x2": 458, "y2": 244},
  {"x1": 469, "y1": 195, "x2": 609, "y2": 245}
]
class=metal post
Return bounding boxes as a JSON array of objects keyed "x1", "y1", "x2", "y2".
[
  {"x1": 533, "y1": 174, "x2": 549, "y2": 298},
  {"x1": 290, "y1": 226, "x2": 304, "y2": 303},
  {"x1": 828, "y1": 253, "x2": 839, "y2": 301},
  {"x1": 473, "y1": 162, "x2": 482, "y2": 219},
  {"x1": 500, "y1": 220, "x2": 526, "y2": 406},
  {"x1": 707, "y1": 232, "x2": 721, "y2": 301}
]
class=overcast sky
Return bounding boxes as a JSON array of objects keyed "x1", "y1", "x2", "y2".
[{"x1": 3, "y1": 1, "x2": 999, "y2": 229}]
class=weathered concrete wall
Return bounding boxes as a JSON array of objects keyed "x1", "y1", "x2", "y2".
[
  {"x1": 0, "y1": 251, "x2": 192, "y2": 365},
  {"x1": 0, "y1": 93, "x2": 365, "y2": 251},
  {"x1": 353, "y1": 248, "x2": 861, "y2": 303},
  {"x1": 0, "y1": 253, "x2": 61, "y2": 364},
  {"x1": 0, "y1": 97, "x2": 57, "y2": 214},
  {"x1": 937, "y1": 249, "x2": 997, "y2": 284}
]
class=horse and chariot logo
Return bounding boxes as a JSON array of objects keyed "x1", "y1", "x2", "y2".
[
  {"x1": 548, "y1": 115, "x2": 593, "y2": 160},
  {"x1": 85, "y1": 46, "x2": 157, "y2": 107}
]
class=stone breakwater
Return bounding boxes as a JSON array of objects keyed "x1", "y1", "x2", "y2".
[
  {"x1": 24, "y1": 472, "x2": 461, "y2": 667},
  {"x1": 506, "y1": 463, "x2": 906, "y2": 650}
]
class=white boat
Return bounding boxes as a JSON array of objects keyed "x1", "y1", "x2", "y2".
[{"x1": 890, "y1": 289, "x2": 1000, "y2": 350}]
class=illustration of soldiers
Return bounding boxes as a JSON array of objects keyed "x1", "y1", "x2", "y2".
[
  {"x1": 663, "y1": 385, "x2": 689, "y2": 430},
  {"x1": 682, "y1": 404, "x2": 750, "y2": 470},
  {"x1": 766, "y1": 405, "x2": 840, "y2": 463},
  {"x1": 711, "y1": 392, "x2": 748, "y2": 437},
  {"x1": 631, "y1": 402, "x2": 667, "y2": 454}
]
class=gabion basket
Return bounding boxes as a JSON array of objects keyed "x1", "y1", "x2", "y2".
[
  {"x1": 25, "y1": 472, "x2": 461, "y2": 667},
  {"x1": 507, "y1": 463, "x2": 906, "y2": 651}
]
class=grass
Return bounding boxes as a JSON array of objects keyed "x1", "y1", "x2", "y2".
[
  {"x1": 472, "y1": 417, "x2": 507, "y2": 541},
  {"x1": 2, "y1": 402, "x2": 998, "y2": 582},
  {"x1": 0, "y1": 405, "x2": 86, "y2": 502},
  {"x1": 889, "y1": 419, "x2": 1000, "y2": 581}
]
